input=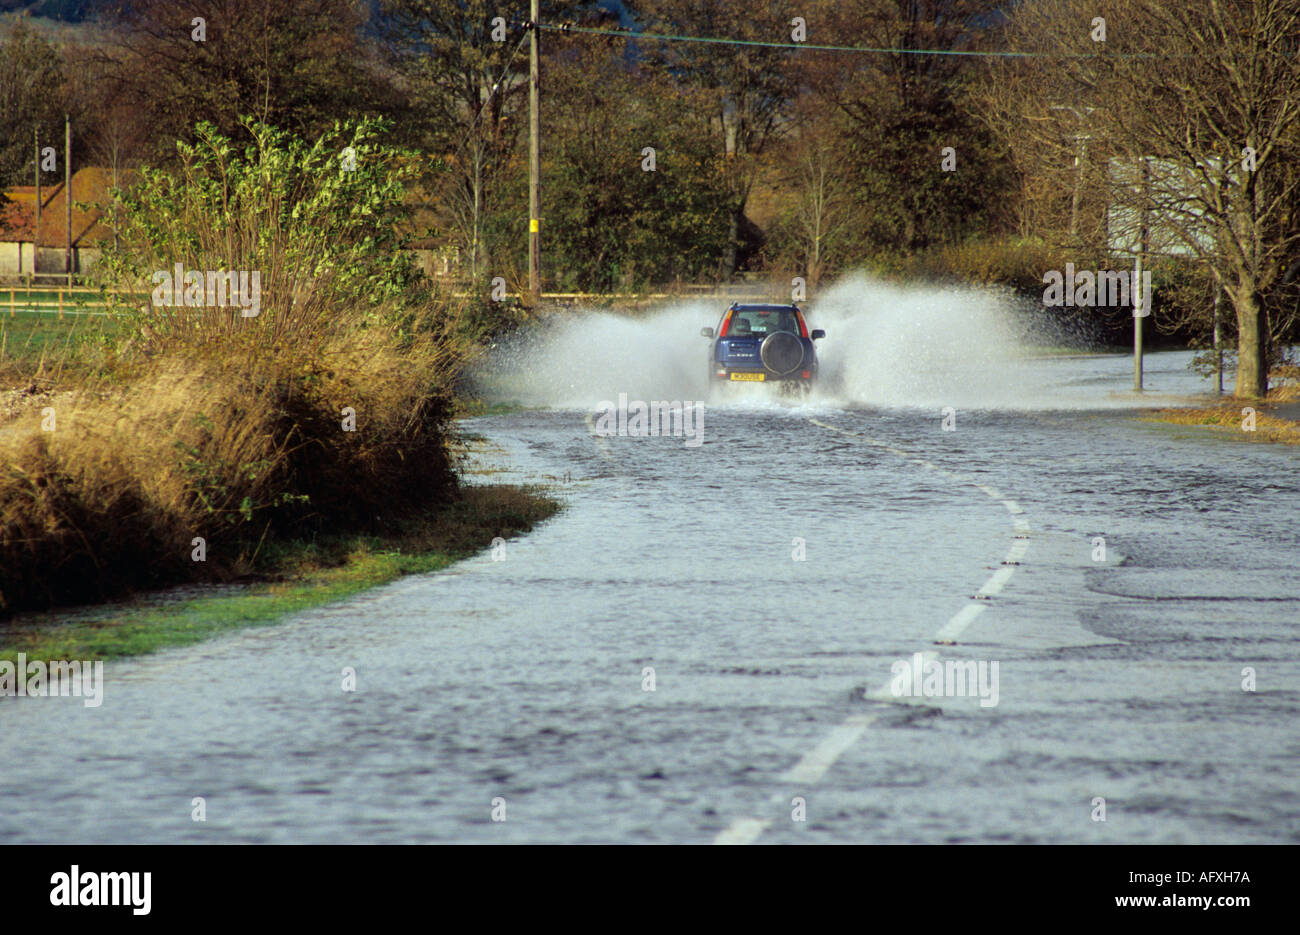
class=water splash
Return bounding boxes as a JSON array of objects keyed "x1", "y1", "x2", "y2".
[
  {"x1": 469, "y1": 273, "x2": 1211, "y2": 411},
  {"x1": 811, "y1": 276, "x2": 1031, "y2": 408},
  {"x1": 470, "y1": 300, "x2": 717, "y2": 409}
]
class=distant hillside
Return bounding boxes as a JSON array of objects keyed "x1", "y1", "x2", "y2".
[
  {"x1": 0, "y1": 0, "x2": 97, "y2": 21},
  {"x1": 4, "y1": 0, "x2": 634, "y2": 30},
  {"x1": 0, "y1": 2, "x2": 104, "y2": 46}
]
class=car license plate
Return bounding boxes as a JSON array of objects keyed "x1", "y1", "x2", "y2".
[{"x1": 729, "y1": 372, "x2": 765, "y2": 382}]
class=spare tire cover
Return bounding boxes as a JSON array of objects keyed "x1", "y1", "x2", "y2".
[{"x1": 761, "y1": 331, "x2": 805, "y2": 375}]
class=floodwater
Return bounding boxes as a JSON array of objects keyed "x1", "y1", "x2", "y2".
[{"x1": 3, "y1": 277, "x2": 1297, "y2": 843}]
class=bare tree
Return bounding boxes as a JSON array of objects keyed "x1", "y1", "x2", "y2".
[
  {"x1": 93, "y1": 0, "x2": 393, "y2": 162},
  {"x1": 989, "y1": 0, "x2": 1300, "y2": 398},
  {"x1": 806, "y1": 0, "x2": 1010, "y2": 253},
  {"x1": 379, "y1": 0, "x2": 584, "y2": 282},
  {"x1": 0, "y1": 23, "x2": 65, "y2": 188},
  {"x1": 779, "y1": 109, "x2": 852, "y2": 289},
  {"x1": 636, "y1": 1, "x2": 799, "y2": 275}
]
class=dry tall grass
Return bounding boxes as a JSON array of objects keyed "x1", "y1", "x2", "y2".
[
  {"x1": 0, "y1": 304, "x2": 461, "y2": 611},
  {"x1": 0, "y1": 118, "x2": 480, "y2": 613}
]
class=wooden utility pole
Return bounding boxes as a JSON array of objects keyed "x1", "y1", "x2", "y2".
[
  {"x1": 527, "y1": 0, "x2": 541, "y2": 307},
  {"x1": 65, "y1": 114, "x2": 72, "y2": 286},
  {"x1": 34, "y1": 127, "x2": 40, "y2": 280}
]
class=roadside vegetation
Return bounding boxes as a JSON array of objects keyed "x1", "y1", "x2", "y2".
[
  {"x1": 0, "y1": 484, "x2": 559, "y2": 665},
  {"x1": 0, "y1": 117, "x2": 546, "y2": 636},
  {"x1": 1144, "y1": 365, "x2": 1300, "y2": 445},
  {"x1": 0, "y1": 308, "x2": 116, "y2": 380}
]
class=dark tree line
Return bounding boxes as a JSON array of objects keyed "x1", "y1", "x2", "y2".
[{"x1": 3, "y1": 0, "x2": 1298, "y2": 394}]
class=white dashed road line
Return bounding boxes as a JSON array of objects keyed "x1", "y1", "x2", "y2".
[
  {"x1": 712, "y1": 416, "x2": 1031, "y2": 844},
  {"x1": 583, "y1": 411, "x2": 615, "y2": 461},
  {"x1": 780, "y1": 713, "x2": 882, "y2": 784},
  {"x1": 712, "y1": 817, "x2": 772, "y2": 846}
]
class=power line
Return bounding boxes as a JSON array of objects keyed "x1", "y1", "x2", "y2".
[{"x1": 534, "y1": 22, "x2": 1075, "y2": 59}]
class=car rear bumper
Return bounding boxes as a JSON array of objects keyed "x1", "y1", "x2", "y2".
[{"x1": 714, "y1": 367, "x2": 815, "y2": 382}]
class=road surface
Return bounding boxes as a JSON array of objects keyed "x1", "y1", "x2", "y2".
[{"x1": 2, "y1": 350, "x2": 1298, "y2": 844}]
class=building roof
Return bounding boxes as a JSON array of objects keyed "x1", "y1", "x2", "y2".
[
  {"x1": 2, "y1": 164, "x2": 447, "y2": 252},
  {"x1": 0, "y1": 167, "x2": 120, "y2": 247}
]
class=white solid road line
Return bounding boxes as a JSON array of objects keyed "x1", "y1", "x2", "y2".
[{"x1": 712, "y1": 416, "x2": 1031, "y2": 845}]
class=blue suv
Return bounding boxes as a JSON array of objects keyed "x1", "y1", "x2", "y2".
[{"x1": 701, "y1": 303, "x2": 825, "y2": 395}]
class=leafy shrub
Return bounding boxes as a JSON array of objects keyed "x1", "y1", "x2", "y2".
[{"x1": 0, "y1": 118, "x2": 463, "y2": 614}]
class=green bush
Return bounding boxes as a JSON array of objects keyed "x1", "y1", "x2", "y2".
[{"x1": 0, "y1": 118, "x2": 462, "y2": 614}]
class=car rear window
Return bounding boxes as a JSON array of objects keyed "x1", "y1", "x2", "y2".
[{"x1": 726, "y1": 309, "x2": 800, "y2": 336}]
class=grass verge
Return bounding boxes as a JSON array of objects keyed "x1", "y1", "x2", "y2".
[
  {"x1": 0, "y1": 309, "x2": 119, "y2": 386},
  {"x1": 1141, "y1": 365, "x2": 1300, "y2": 445},
  {"x1": 0, "y1": 483, "x2": 561, "y2": 664}
]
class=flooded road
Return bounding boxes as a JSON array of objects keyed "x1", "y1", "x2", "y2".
[{"x1": 2, "y1": 344, "x2": 1298, "y2": 844}]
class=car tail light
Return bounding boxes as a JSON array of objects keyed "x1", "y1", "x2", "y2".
[
  {"x1": 716, "y1": 369, "x2": 727, "y2": 379},
  {"x1": 801, "y1": 370, "x2": 812, "y2": 379},
  {"x1": 718, "y1": 311, "x2": 732, "y2": 337}
]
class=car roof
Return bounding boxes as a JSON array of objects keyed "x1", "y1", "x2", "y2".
[{"x1": 728, "y1": 303, "x2": 802, "y2": 312}]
